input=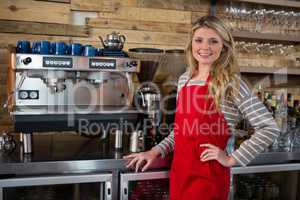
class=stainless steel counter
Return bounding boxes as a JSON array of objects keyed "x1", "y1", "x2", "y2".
[
  {"x1": 0, "y1": 134, "x2": 171, "y2": 176},
  {"x1": 232, "y1": 163, "x2": 300, "y2": 174},
  {"x1": 1, "y1": 134, "x2": 300, "y2": 176}
]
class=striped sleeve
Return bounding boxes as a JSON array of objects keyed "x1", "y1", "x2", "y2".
[
  {"x1": 152, "y1": 130, "x2": 175, "y2": 158},
  {"x1": 152, "y1": 72, "x2": 189, "y2": 157},
  {"x1": 230, "y1": 79, "x2": 280, "y2": 166}
]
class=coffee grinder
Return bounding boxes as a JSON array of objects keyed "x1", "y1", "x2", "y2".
[
  {"x1": 129, "y1": 48, "x2": 187, "y2": 150},
  {"x1": 129, "y1": 48, "x2": 164, "y2": 150}
]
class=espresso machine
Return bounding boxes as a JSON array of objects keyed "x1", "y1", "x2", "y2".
[{"x1": 7, "y1": 50, "x2": 140, "y2": 153}]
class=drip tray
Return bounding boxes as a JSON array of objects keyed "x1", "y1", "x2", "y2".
[{"x1": 12, "y1": 105, "x2": 138, "y2": 115}]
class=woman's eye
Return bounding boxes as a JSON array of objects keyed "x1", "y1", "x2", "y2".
[
  {"x1": 210, "y1": 39, "x2": 219, "y2": 44},
  {"x1": 195, "y1": 39, "x2": 202, "y2": 43}
]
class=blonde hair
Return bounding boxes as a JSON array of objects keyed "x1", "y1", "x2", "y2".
[{"x1": 186, "y1": 15, "x2": 240, "y2": 112}]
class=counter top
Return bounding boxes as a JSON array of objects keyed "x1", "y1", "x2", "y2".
[
  {"x1": 0, "y1": 134, "x2": 170, "y2": 175},
  {"x1": 1, "y1": 134, "x2": 300, "y2": 176}
]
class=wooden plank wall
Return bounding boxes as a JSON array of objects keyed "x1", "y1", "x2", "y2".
[
  {"x1": 0, "y1": 48, "x2": 12, "y2": 132},
  {"x1": 0, "y1": 0, "x2": 211, "y2": 132}
]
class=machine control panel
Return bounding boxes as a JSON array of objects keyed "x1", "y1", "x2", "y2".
[
  {"x1": 89, "y1": 58, "x2": 116, "y2": 69},
  {"x1": 43, "y1": 57, "x2": 73, "y2": 68}
]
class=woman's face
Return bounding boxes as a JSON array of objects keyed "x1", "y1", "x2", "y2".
[{"x1": 192, "y1": 27, "x2": 224, "y2": 67}]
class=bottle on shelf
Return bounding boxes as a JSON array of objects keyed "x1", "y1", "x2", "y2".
[
  {"x1": 287, "y1": 93, "x2": 293, "y2": 112},
  {"x1": 287, "y1": 93, "x2": 297, "y2": 129},
  {"x1": 263, "y1": 91, "x2": 273, "y2": 113},
  {"x1": 292, "y1": 100, "x2": 300, "y2": 126},
  {"x1": 275, "y1": 93, "x2": 288, "y2": 133},
  {"x1": 271, "y1": 94, "x2": 277, "y2": 116}
]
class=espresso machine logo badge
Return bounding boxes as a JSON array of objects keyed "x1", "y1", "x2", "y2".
[
  {"x1": 43, "y1": 57, "x2": 73, "y2": 68},
  {"x1": 89, "y1": 58, "x2": 116, "y2": 69}
]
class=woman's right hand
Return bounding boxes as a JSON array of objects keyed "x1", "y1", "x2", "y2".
[{"x1": 123, "y1": 148, "x2": 161, "y2": 172}]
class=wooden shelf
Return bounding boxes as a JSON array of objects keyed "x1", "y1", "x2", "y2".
[
  {"x1": 230, "y1": 0, "x2": 300, "y2": 8},
  {"x1": 240, "y1": 66, "x2": 300, "y2": 75},
  {"x1": 232, "y1": 30, "x2": 300, "y2": 43}
]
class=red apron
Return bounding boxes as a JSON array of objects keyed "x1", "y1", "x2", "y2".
[{"x1": 170, "y1": 77, "x2": 230, "y2": 200}]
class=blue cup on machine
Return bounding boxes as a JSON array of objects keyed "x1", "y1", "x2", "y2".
[
  {"x1": 83, "y1": 45, "x2": 96, "y2": 57},
  {"x1": 40, "y1": 41, "x2": 51, "y2": 54},
  {"x1": 51, "y1": 42, "x2": 67, "y2": 55},
  {"x1": 32, "y1": 40, "x2": 51, "y2": 54},
  {"x1": 68, "y1": 43, "x2": 82, "y2": 56},
  {"x1": 16, "y1": 40, "x2": 31, "y2": 53},
  {"x1": 32, "y1": 41, "x2": 41, "y2": 54}
]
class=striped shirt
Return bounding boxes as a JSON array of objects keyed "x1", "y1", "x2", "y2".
[{"x1": 153, "y1": 72, "x2": 280, "y2": 167}]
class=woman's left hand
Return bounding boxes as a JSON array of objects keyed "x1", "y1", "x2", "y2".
[{"x1": 200, "y1": 143, "x2": 236, "y2": 167}]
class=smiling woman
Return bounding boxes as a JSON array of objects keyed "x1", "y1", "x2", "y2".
[{"x1": 124, "y1": 15, "x2": 280, "y2": 200}]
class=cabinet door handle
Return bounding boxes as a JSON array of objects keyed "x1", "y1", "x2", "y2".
[{"x1": 105, "y1": 181, "x2": 112, "y2": 200}]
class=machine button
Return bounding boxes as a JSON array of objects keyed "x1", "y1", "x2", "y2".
[
  {"x1": 23, "y1": 57, "x2": 32, "y2": 65},
  {"x1": 19, "y1": 91, "x2": 29, "y2": 99},
  {"x1": 126, "y1": 62, "x2": 132, "y2": 68},
  {"x1": 126, "y1": 61, "x2": 137, "y2": 68},
  {"x1": 29, "y1": 91, "x2": 38, "y2": 99}
]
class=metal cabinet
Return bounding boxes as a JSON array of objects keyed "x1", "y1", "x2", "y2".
[
  {"x1": 0, "y1": 173, "x2": 112, "y2": 200},
  {"x1": 120, "y1": 170, "x2": 169, "y2": 200},
  {"x1": 230, "y1": 163, "x2": 300, "y2": 200}
]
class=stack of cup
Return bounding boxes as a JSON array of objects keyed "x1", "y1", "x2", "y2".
[{"x1": 16, "y1": 40, "x2": 100, "y2": 57}]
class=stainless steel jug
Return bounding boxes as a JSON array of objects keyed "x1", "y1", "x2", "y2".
[{"x1": 129, "y1": 130, "x2": 145, "y2": 153}]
